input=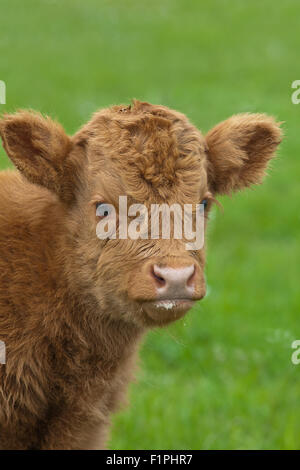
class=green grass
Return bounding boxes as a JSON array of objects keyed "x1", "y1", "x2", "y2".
[{"x1": 1, "y1": 0, "x2": 300, "y2": 450}]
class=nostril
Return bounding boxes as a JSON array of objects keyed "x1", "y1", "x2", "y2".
[
  {"x1": 153, "y1": 272, "x2": 165, "y2": 285},
  {"x1": 152, "y1": 265, "x2": 166, "y2": 287},
  {"x1": 187, "y1": 264, "x2": 196, "y2": 287}
]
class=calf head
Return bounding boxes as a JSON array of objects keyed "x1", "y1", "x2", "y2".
[{"x1": 0, "y1": 101, "x2": 282, "y2": 327}]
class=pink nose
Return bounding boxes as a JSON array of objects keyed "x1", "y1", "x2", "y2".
[{"x1": 151, "y1": 264, "x2": 196, "y2": 299}]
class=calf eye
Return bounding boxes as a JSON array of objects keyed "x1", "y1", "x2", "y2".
[
  {"x1": 201, "y1": 199, "x2": 208, "y2": 210},
  {"x1": 96, "y1": 202, "x2": 112, "y2": 218}
]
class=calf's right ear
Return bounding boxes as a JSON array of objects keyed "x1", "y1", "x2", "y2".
[{"x1": 0, "y1": 110, "x2": 79, "y2": 204}]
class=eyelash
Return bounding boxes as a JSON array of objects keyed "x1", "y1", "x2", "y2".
[{"x1": 201, "y1": 199, "x2": 208, "y2": 210}]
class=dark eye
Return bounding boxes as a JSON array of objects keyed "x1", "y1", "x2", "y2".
[
  {"x1": 96, "y1": 202, "x2": 113, "y2": 218},
  {"x1": 201, "y1": 199, "x2": 208, "y2": 210}
]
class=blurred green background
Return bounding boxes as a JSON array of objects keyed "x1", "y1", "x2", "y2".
[{"x1": 1, "y1": 0, "x2": 299, "y2": 450}]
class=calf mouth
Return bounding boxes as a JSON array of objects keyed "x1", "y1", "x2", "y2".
[{"x1": 140, "y1": 298, "x2": 197, "y2": 324}]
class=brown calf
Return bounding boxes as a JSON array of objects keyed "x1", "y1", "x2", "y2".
[{"x1": 0, "y1": 100, "x2": 281, "y2": 449}]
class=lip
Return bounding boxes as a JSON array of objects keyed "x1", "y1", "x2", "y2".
[
  {"x1": 149, "y1": 299, "x2": 195, "y2": 310},
  {"x1": 141, "y1": 298, "x2": 196, "y2": 323}
]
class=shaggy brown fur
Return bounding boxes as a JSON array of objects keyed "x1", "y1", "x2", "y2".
[{"x1": 0, "y1": 100, "x2": 282, "y2": 449}]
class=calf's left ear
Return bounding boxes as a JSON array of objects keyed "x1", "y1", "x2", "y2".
[
  {"x1": 205, "y1": 113, "x2": 282, "y2": 195},
  {"x1": 0, "y1": 111, "x2": 78, "y2": 203}
]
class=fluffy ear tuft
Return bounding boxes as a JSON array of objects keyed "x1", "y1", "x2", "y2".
[
  {"x1": 0, "y1": 111, "x2": 76, "y2": 202},
  {"x1": 205, "y1": 113, "x2": 283, "y2": 195}
]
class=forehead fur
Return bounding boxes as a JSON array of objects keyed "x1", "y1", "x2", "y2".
[{"x1": 76, "y1": 100, "x2": 208, "y2": 203}]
